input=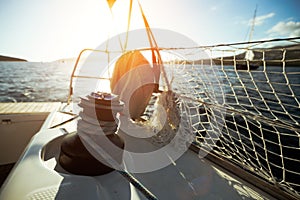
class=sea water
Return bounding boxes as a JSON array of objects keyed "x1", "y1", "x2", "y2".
[
  {"x1": 1, "y1": 62, "x2": 299, "y2": 102},
  {"x1": 0, "y1": 61, "x2": 72, "y2": 102},
  {"x1": 1, "y1": 61, "x2": 299, "y2": 125}
]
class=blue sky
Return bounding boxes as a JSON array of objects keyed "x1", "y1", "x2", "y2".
[{"x1": 0, "y1": 0, "x2": 299, "y2": 61}]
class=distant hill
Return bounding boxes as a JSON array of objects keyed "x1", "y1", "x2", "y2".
[
  {"x1": 195, "y1": 43, "x2": 300, "y2": 66},
  {"x1": 0, "y1": 55, "x2": 27, "y2": 62}
]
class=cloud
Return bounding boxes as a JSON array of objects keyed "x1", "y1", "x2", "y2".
[
  {"x1": 267, "y1": 21, "x2": 300, "y2": 37},
  {"x1": 248, "y1": 12, "x2": 275, "y2": 26}
]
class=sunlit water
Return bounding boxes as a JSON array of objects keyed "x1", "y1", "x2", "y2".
[
  {"x1": 1, "y1": 62, "x2": 299, "y2": 118},
  {"x1": 1, "y1": 62, "x2": 299, "y2": 115},
  {"x1": 0, "y1": 62, "x2": 72, "y2": 102}
]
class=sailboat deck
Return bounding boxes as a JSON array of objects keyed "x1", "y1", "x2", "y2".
[{"x1": 0, "y1": 102, "x2": 62, "y2": 114}]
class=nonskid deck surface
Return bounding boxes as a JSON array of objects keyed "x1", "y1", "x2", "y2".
[{"x1": 0, "y1": 108, "x2": 274, "y2": 199}]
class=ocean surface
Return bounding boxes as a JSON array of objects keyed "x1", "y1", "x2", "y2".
[
  {"x1": 1, "y1": 61, "x2": 299, "y2": 104},
  {"x1": 0, "y1": 61, "x2": 72, "y2": 102}
]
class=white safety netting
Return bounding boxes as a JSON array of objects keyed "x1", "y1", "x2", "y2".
[{"x1": 143, "y1": 37, "x2": 300, "y2": 198}]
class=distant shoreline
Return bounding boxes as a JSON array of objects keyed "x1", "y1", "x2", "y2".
[{"x1": 0, "y1": 55, "x2": 27, "y2": 62}]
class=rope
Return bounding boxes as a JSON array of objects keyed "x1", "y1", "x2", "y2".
[
  {"x1": 136, "y1": 0, "x2": 171, "y2": 91},
  {"x1": 118, "y1": 170, "x2": 158, "y2": 200},
  {"x1": 123, "y1": 0, "x2": 133, "y2": 51}
]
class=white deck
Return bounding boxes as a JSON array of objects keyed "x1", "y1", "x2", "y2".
[{"x1": 0, "y1": 106, "x2": 275, "y2": 199}]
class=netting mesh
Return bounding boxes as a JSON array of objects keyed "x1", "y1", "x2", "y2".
[{"x1": 148, "y1": 37, "x2": 300, "y2": 198}]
